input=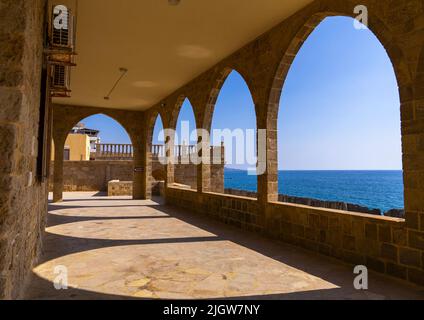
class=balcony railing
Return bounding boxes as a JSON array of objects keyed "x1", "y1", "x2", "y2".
[
  {"x1": 93, "y1": 143, "x2": 224, "y2": 162},
  {"x1": 152, "y1": 143, "x2": 225, "y2": 163},
  {"x1": 94, "y1": 143, "x2": 133, "y2": 160},
  {"x1": 152, "y1": 144, "x2": 197, "y2": 158}
]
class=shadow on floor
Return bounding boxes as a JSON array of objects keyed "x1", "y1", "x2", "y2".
[
  {"x1": 25, "y1": 276, "x2": 349, "y2": 300},
  {"x1": 48, "y1": 204, "x2": 159, "y2": 212},
  {"x1": 26, "y1": 196, "x2": 424, "y2": 300},
  {"x1": 47, "y1": 214, "x2": 173, "y2": 227}
]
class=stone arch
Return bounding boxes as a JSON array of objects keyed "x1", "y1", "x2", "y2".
[
  {"x1": 68, "y1": 114, "x2": 134, "y2": 146},
  {"x1": 53, "y1": 106, "x2": 139, "y2": 151},
  {"x1": 169, "y1": 94, "x2": 191, "y2": 131},
  {"x1": 267, "y1": 11, "x2": 412, "y2": 129},
  {"x1": 54, "y1": 111, "x2": 136, "y2": 164},
  {"x1": 53, "y1": 110, "x2": 137, "y2": 174},
  {"x1": 146, "y1": 108, "x2": 167, "y2": 151},
  {"x1": 199, "y1": 67, "x2": 258, "y2": 194},
  {"x1": 170, "y1": 96, "x2": 199, "y2": 147},
  {"x1": 415, "y1": 45, "x2": 424, "y2": 96},
  {"x1": 162, "y1": 96, "x2": 199, "y2": 189},
  {"x1": 261, "y1": 10, "x2": 414, "y2": 205},
  {"x1": 203, "y1": 67, "x2": 257, "y2": 132},
  {"x1": 51, "y1": 104, "x2": 145, "y2": 202},
  {"x1": 418, "y1": 45, "x2": 424, "y2": 73}
]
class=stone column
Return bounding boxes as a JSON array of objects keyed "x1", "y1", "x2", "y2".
[
  {"x1": 257, "y1": 107, "x2": 279, "y2": 206},
  {"x1": 165, "y1": 134, "x2": 175, "y2": 187},
  {"x1": 197, "y1": 133, "x2": 210, "y2": 193},
  {"x1": 132, "y1": 146, "x2": 145, "y2": 199},
  {"x1": 132, "y1": 126, "x2": 152, "y2": 200},
  {"x1": 53, "y1": 137, "x2": 65, "y2": 202}
]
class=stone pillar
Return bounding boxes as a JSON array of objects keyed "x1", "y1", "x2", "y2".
[
  {"x1": 257, "y1": 107, "x2": 279, "y2": 206},
  {"x1": 132, "y1": 126, "x2": 152, "y2": 200},
  {"x1": 165, "y1": 135, "x2": 175, "y2": 187},
  {"x1": 53, "y1": 137, "x2": 65, "y2": 202},
  {"x1": 197, "y1": 134, "x2": 210, "y2": 193},
  {"x1": 132, "y1": 147, "x2": 145, "y2": 199},
  {"x1": 144, "y1": 146, "x2": 153, "y2": 199}
]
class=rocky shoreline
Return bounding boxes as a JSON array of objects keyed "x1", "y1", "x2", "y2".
[{"x1": 224, "y1": 188, "x2": 404, "y2": 218}]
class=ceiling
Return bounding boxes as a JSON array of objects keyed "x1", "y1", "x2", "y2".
[{"x1": 52, "y1": 0, "x2": 313, "y2": 111}]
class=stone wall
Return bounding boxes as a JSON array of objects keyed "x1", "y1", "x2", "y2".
[
  {"x1": 225, "y1": 188, "x2": 397, "y2": 217},
  {"x1": 152, "y1": 146, "x2": 225, "y2": 193},
  {"x1": 165, "y1": 163, "x2": 223, "y2": 193},
  {"x1": 49, "y1": 161, "x2": 134, "y2": 192},
  {"x1": 166, "y1": 186, "x2": 423, "y2": 286},
  {"x1": 0, "y1": 0, "x2": 48, "y2": 299},
  {"x1": 49, "y1": 159, "x2": 224, "y2": 193}
]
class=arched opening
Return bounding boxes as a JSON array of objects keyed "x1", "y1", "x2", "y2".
[
  {"x1": 210, "y1": 70, "x2": 257, "y2": 197},
  {"x1": 151, "y1": 114, "x2": 166, "y2": 195},
  {"x1": 173, "y1": 98, "x2": 198, "y2": 190},
  {"x1": 51, "y1": 114, "x2": 134, "y2": 195},
  {"x1": 277, "y1": 16, "x2": 403, "y2": 216}
]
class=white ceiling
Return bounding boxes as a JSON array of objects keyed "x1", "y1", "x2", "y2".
[{"x1": 52, "y1": 0, "x2": 313, "y2": 111}]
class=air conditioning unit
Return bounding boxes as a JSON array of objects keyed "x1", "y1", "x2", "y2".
[
  {"x1": 51, "y1": 64, "x2": 71, "y2": 97},
  {"x1": 46, "y1": 4, "x2": 77, "y2": 98},
  {"x1": 49, "y1": 4, "x2": 76, "y2": 50}
]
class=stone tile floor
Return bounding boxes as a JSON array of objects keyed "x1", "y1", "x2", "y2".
[{"x1": 24, "y1": 192, "x2": 424, "y2": 300}]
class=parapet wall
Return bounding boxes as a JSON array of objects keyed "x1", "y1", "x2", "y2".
[
  {"x1": 166, "y1": 186, "x2": 423, "y2": 286},
  {"x1": 50, "y1": 161, "x2": 134, "y2": 192},
  {"x1": 224, "y1": 188, "x2": 403, "y2": 217},
  {"x1": 50, "y1": 160, "x2": 224, "y2": 193}
]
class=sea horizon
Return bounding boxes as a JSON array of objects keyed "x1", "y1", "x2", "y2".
[
  {"x1": 225, "y1": 167, "x2": 403, "y2": 172},
  {"x1": 224, "y1": 168, "x2": 404, "y2": 212}
]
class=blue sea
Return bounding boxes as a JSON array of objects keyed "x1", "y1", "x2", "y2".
[{"x1": 224, "y1": 169, "x2": 404, "y2": 212}]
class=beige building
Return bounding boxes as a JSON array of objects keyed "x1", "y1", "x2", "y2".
[{"x1": 51, "y1": 134, "x2": 91, "y2": 161}]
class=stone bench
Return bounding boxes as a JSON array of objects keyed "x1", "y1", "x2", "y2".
[{"x1": 107, "y1": 180, "x2": 133, "y2": 196}]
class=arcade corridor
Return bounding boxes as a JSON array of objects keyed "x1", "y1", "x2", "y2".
[{"x1": 24, "y1": 193, "x2": 423, "y2": 300}]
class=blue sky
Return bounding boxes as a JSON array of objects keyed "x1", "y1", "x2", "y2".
[
  {"x1": 79, "y1": 16, "x2": 402, "y2": 171},
  {"x1": 77, "y1": 114, "x2": 133, "y2": 144}
]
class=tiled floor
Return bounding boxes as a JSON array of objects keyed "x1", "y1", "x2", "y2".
[{"x1": 24, "y1": 192, "x2": 424, "y2": 300}]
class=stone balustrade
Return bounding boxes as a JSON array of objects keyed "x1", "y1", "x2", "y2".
[{"x1": 95, "y1": 143, "x2": 134, "y2": 160}]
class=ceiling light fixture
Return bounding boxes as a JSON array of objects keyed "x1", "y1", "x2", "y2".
[
  {"x1": 168, "y1": 0, "x2": 181, "y2": 6},
  {"x1": 104, "y1": 67, "x2": 128, "y2": 100}
]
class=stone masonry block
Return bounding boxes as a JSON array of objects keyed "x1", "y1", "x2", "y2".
[
  {"x1": 408, "y1": 231, "x2": 424, "y2": 251},
  {"x1": 365, "y1": 223, "x2": 378, "y2": 240},
  {"x1": 381, "y1": 244, "x2": 398, "y2": 262},
  {"x1": 378, "y1": 225, "x2": 392, "y2": 243},
  {"x1": 399, "y1": 247, "x2": 422, "y2": 268}
]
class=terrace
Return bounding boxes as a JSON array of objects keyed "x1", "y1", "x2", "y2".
[{"x1": 1, "y1": 0, "x2": 423, "y2": 299}]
